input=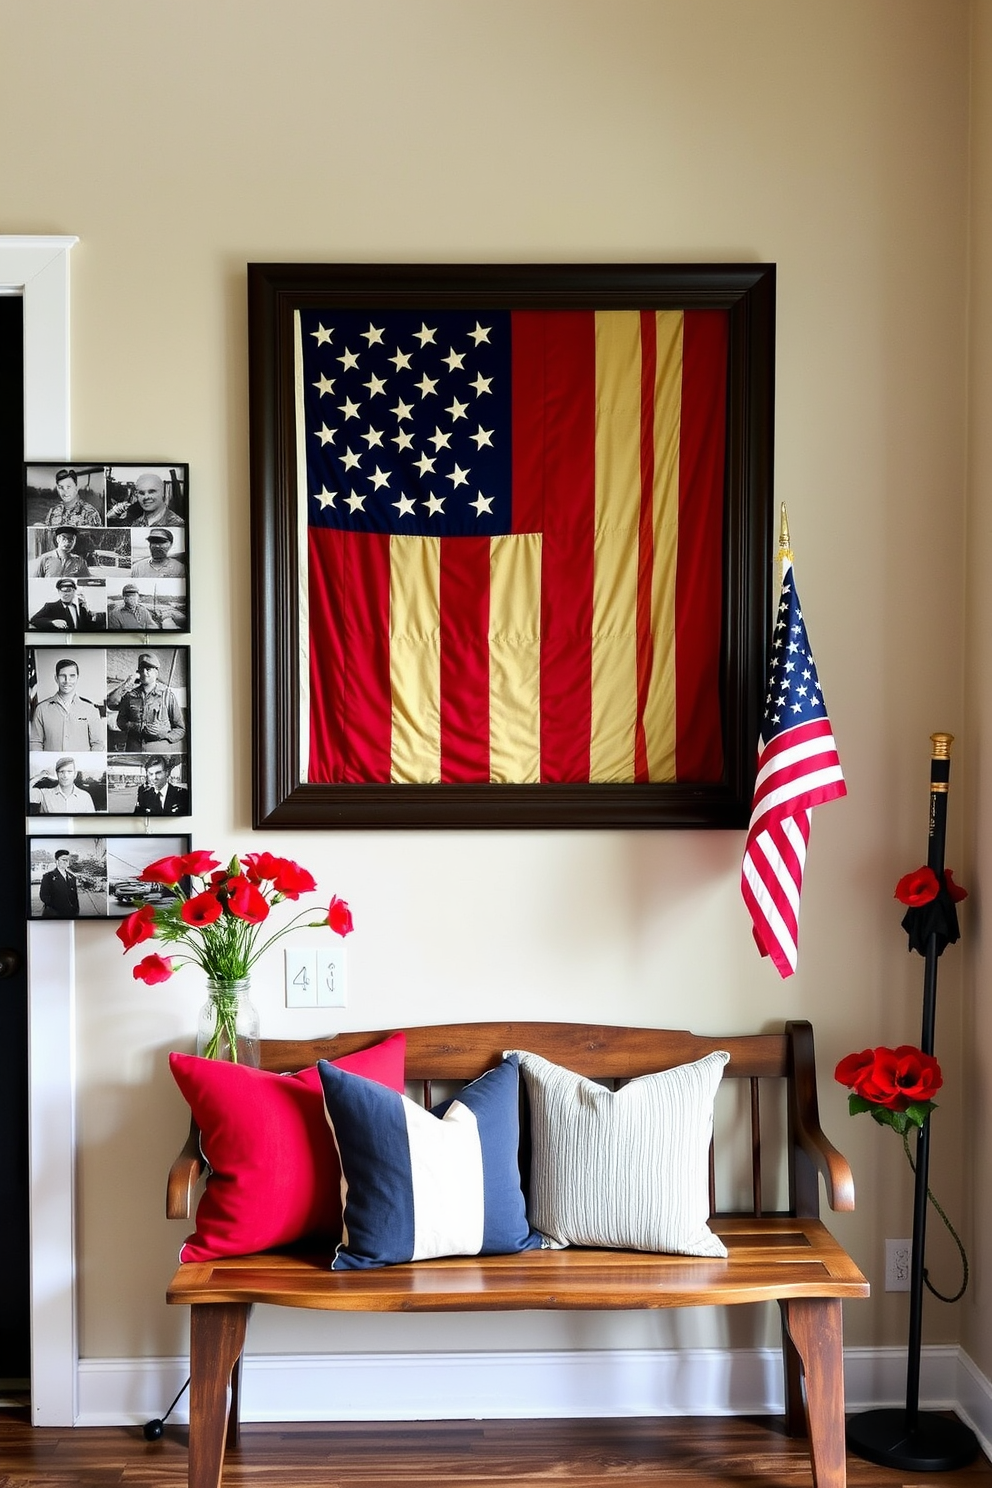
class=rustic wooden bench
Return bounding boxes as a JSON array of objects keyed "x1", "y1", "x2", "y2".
[{"x1": 166, "y1": 1019, "x2": 868, "y2": 1488}]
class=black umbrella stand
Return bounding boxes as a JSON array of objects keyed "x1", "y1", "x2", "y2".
[{"x1": 846, "y1": 733, "x2": 978, "y2": 1472}]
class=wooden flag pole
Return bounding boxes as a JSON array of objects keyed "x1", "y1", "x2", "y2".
[{"x1": 845, "y1": 735, "x2": 977, "y2": 1472}]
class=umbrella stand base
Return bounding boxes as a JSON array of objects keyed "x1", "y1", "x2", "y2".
[{"x1": 846, "y1": 1408, "x2": 979, "y2": 1472}]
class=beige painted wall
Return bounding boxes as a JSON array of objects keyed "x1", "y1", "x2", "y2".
[
  {"x1": 2, "y1": 0, "x2": 976, "y2": 1363},
  {"x1": 965, "y1": 0, "x2": 992, "y2": 1384}
]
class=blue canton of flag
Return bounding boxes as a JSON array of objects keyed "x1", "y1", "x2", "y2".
[
  {"x1": 299, "y1": 309, "x2": 513, "y2": 537},
  {"x1": 761, "y1": 571, "x2": 827, "y2": 733}
]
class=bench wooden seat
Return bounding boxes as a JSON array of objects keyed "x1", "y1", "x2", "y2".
[{"x1": 166, "y1": 1019, "x2": 868, "y2": 1488}]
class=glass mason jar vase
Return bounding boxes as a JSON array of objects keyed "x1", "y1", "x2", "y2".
[{"x1": 196, "y1": 979, "x2": 260, "y2": 1065}]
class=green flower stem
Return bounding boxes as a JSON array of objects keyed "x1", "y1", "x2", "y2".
[
  {"x1": 202, "y1": 986, "x2": 243, "y2": 1062},
  {"x1": 900, "y1": 1131, "x2": 969, "y2": 1303}
]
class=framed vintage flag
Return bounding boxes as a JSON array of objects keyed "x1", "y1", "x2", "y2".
[{"x1": 248, "y1": 262, "x2": 775, "y2": 828}]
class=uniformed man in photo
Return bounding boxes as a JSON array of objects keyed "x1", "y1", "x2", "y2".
[
  {"x1": 29, "y1": 757, "x2": 97, "y2": 814},
  {"x1": 131, "y1": 528, "x2": 186, "y2": 578},
  {"x1": 29, "y1": 576, "x2": 104, "y2": 631},
  {"x1": 107, "y1": 583, "x2": 162, "y2": 631},
  {"x1": 33, "y1": 527, "x2": 92, "y2": 579},
  {"x1": 39, "y1": 849, "x2": 81, "y2": 917},
  {"x1": 107, "y1": 652, "x2": 186, "y2": 751},
  {"x1": 43, "y1": 468, "x2": 102, "y2": 527},
  {"x1": 29, "y1": 658, "x2": 106, "y2": 752}
]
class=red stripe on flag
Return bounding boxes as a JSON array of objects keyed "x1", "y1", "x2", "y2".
[
  {"x1": 307, "y1": 527, "x2": 346, "y2": 782},
  {"x1": 755, "y1": 716, "x2": 836, "y2": 762},
  {"x1": 343, "y1": 532, "x2": 393, "y2": 782},
  {"x1": 439, "y1": 536, "x2": 491, "y2": 782},
  {"x1": 749, "y1": 721, "x2": 845, "y2": 821},
  {"x1": 307, "y1": 527, "x2": 392, "y2": 783},
  {"x1": 634, "y1": 309, "x2": 656, "y2": 784},
  {"x1": 742, "y1": 808, "x2": 811, "y2": 976},
  {"x1": 512, "y1": 311, "x2": 596, "y2": 783},
  {"x1": 752, "y1": 760, "x2": 844, "y2": 816},
  {"x1": 675, "y1": 311, "x2": 727, "y2": 781},
  {"x1": 509, "y1": 312, "x2": 546, "y2": 538}
]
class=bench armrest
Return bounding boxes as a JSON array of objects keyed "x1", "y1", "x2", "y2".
[
  {"x1": 167, "y1": 1120, "x2": 204, "y2": 1220},
  {"x1": 793, "y1": 1112, "x2": 856, "y2": 1211},
  {"x1": 786, "y1": 1020, "x2": 855, "y2": 1212}
]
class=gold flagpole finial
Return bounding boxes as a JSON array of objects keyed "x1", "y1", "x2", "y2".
[
  {"x1": 776, "y1": 503, "x2": 794, "y2": 590},
  {"x1": 930, "y1": 732, "x2": 954, "y2": 760}
]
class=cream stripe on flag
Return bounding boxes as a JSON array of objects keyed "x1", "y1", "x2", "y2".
[{"x1": 741, "y1": 561, "x2": 845, "y2": 978}]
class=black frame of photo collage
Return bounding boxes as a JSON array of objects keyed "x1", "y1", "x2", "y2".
[
  {"x1": 25, "y1": 462, "x2": 189, "y2": 634},
  {"x1": 27, "y1": 834, "x2": 192, "y2": 919}
]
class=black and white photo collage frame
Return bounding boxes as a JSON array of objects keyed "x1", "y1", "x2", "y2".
[
  {"x1": 27, "y1": 645, "x2": 191, "y2": 817},
  {"x1": 27, "y1": 834, "x2": 192, "y2": 919},
  {"x1": 25, "y1": 462, "x2": 189, "y2": 634}
]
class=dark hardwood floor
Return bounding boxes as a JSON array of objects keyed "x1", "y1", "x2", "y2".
[{"x1": 0, "y1": 1409, "x2": 988, "y2": 1488}]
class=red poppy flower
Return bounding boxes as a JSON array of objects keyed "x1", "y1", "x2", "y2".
[
  {"x1": 139, "y1": 855, "x2": 188, "y2": 887},
  {"x1": 834, "y1": 1048, "x2": 876, "y2": 1093},
  {"x1": 179, "y1": 850, "x2": 221, "y2": 878},
  {"x1": 181, "y1": 891, "x2": 224, "y2": 927},
  {"x1": 225, "y1": 877, "x2": 270, "y2": 925},
  {"x1": 856, "y1": 1048, "x2": 908, "y2": 1109},
  {"x1": 326, "y1": 895, "x2": 354, "y2": 936},
  {"x1": 894, "y1": 867, "x2": 940, "y2": 906},
  {"x1": 889, "y1": 1045, "x2": 942, "y2": 1103},
  {"x1": 242, "y1": 851, "x2": 281, "y2": 885},
  {"x1": 132, "y1": 953, "x2": 173, "y2": 984},
  {"x1": 850, "y1": 1044, "x2": 943, "y2": 1111},
  {"x1": 272, "y1": 861, "x2": 316, "y2": 899},
  {"x1": 115, "y1": 903, "x2": 157, "y2": 951},
  {"x1": 944, "y1": 869, "x2": 968, "y2": 903}
]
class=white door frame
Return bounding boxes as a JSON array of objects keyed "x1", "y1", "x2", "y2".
[{"x1": 2, "y1": 235, "x2": 79, "y2": 1425}]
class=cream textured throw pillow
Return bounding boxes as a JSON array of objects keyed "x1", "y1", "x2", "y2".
[{"x1": 507, "y1": 1049, "x2": 730, "y2": 1258}]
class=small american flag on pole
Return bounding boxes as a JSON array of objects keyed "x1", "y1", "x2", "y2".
[{"x1": 741, "y1": 559, "x2": 846, "y2": 977}]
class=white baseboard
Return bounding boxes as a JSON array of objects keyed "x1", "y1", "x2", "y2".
[
  {"x1": 955, "y1": 1348, "x2": 992, "y2": 1460},
  {"x1": 74, "y1": 1344, "x2": 992, "y2": 1434},
  {"x1": 843, "y1": 1343, "x2": 960, "y2": 1411}
]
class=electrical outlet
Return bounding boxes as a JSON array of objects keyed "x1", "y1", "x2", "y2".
[
  {"x1": 316, "y1": 945, "x2": 347, "y2": 1007},
  {"x1": 885, "y1": 1238, "x2": 912, "y2": 1291},
  {"x1": 284, "y1": 948, "x2": 317, "y2": 1007}
]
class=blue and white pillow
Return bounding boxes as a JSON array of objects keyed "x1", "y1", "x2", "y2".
[{"x1": 317, "y1": 1053, "x2": 541, "y2": 1269}]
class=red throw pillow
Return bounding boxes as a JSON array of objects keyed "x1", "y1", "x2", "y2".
[{"x1": 169, "y1": 1032, "x2": 406, "y2": 1261}]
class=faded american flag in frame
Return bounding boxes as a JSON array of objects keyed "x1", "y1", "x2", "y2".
[{"x1": 249, "y1": 263, "x2": 775, "y2": 829}]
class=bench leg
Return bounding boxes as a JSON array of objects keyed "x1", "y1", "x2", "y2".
[
  {"x1": 778, "y1": 1299, "x2": 807, "y2": 1437},
  {"x1": 188, "y1": 1302, "x2": 251, "y2": 1488},
  {"x1": 226, "y1": 1347, "x2": 245, "y2": 1452},
  {"x1": 781, "y1": 1298, "x2": 847, "y2": 1488}
]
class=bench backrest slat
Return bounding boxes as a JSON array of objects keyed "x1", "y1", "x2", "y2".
[
  {"x1": 255, "y1": 1021, "x2": 807, "y2": 1220},
  {"x1": 259, "y1": 1021, "x2": 789, "y2": 1081},
  {"x1": 750, "y1": 1078, "x2": 762, "y2": 1219}
]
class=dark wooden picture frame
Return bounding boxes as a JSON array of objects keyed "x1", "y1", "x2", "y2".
[{"x1": 249, "y1": 262, "x2": 775, "y2": 829}]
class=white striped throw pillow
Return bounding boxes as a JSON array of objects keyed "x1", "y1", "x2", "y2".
[{"x1": 507, "y1": 1049, "x2": 730, "y2": 1258}]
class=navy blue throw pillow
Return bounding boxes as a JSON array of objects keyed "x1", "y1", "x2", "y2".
[{"x1": 317, "y1": 1053, "x2": 541, "y2": 1269}]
